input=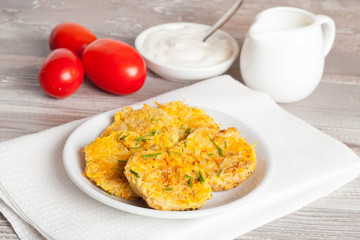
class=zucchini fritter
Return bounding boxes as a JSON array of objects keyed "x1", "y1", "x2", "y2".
[
  {"x1": 125, "y1": 149, "x2": 213, "y2": 211},
  {"x1": 183, "y1": 127, "x2": 257, "y2": 191},
  {"x1": 101, "y1": 104, "x2": 178, "y2": 147},
  {"x1": 156, "y1": 101, "x2": 219, "y2": 140},
  {"x1": 83, "y1": 104, "x2": 179, "y2": 200},
  {"x1": 83, "y1": 130, "x2": 140, "y2": 199}
]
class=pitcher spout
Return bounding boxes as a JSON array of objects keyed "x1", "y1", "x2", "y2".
[
  {"x1": 248, "y1": 6, "x2": 316, "y2": 41},
  {"x1": 248, "y1": 23, "x2": 286, "y2": 43}
]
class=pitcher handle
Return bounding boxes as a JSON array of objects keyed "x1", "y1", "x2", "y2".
[{"x1": 316, "y1": 15, "x2": 336, "y2": 57}]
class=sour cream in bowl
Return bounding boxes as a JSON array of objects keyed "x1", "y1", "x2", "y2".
[{"x1": 135, "y1": 22, "x2": 239, "y2": 82}]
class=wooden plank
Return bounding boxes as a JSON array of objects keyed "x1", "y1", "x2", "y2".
[{"x1": 0, "y1": 216, "x2": 18, "y2": 239}]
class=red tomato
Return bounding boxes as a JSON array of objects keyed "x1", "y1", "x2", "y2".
[
  {"x1": 82, "y1": 38, "x2": 147, "y2": 95},
  {"x1": 49, "y1": 22, "x2": 97, "y2": 57},
  {"x1": 39, "y1": 48, "x2": 84, "y2": 98}
]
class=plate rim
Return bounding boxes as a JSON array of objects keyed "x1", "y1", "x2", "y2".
[{"x1": 63, "y1": 104, "x2": 274, "y2": 219}]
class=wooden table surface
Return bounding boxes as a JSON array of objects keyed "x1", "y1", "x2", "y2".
[{"x1": 1, "y1": 0, "x2": 359, "y2": 239}]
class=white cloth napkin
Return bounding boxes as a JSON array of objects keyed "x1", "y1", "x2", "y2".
[{"x1": 1, "y1": 75, "x2": 359, "y2": 240}]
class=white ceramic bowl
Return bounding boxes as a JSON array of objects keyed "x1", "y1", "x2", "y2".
[{"x1": 135, "y1": 22, "x2": 240, "y2": 82}]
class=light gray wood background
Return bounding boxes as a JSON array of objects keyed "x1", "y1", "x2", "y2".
[{"x1": 0, "y1": 0, "x2": 359, "y2": 239}]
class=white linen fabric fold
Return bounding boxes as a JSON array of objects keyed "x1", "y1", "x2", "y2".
[{"x1": 0, "y1": 75, "x2": 359, "y2": 240}]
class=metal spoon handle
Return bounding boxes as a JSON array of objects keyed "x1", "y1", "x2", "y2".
[{"x1": 203, "y1": 0, "x2": 244, "y2": 42}]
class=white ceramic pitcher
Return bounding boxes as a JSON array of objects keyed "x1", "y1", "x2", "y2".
[{"x1": 240, "y1": 7, "x2": 335, "y2": 103}]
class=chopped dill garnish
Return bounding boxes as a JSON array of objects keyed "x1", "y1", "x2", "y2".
[
  {"x1": 164, "y1": 187, "x2": 173, "y2": 191},
  {"x1": 209, "y1": 136, "x2": 224, "y2": 157},
  {"x1": 135, "y1": 130, "x2": 157, "y2": 145},
  {"x1": 189, "y1": 177, "x2": 193, "y2": 188},
  {"x1": 224, "y1": 141, "x2": 228, "y2": 149},
  {"x1": 167, "y1": 148, "x2": 171, "y2": 156},
  {"x1": 184, "y1": 175, "x2": 193, "y2": 188},
  {"x1": 86, "y1": 160, "x2": 93, "y2": 163},
  {"x1": 142, "y1": 153, "x2": 162, "y2": 158},
  {"x1": 151, "y1": 118, "x2": 158, "y2": 122},
  {"x1": 135, "y1": 138, "x2": 150, "y2": 145},
  {"x1": 135, "y1": 135, "x2": 149, "y2": 141},
  {"x1": 118, "y1": 160, "x2": 127, "y2": 163},
  {"x1": 184, "y1": 140, "x2": 187, "y2": 147},
  {"x1": 207, "y1": 153, "x2": 214, "y2": 156},
  {"x1": 198, "y1": 170, "x2": 205, "y2": 184},
  {"x1": 116, "y1": 133, "x2": 123, "y2": 140},
  {"x1": 119, "y1": 135, "x2": 129, "y2": 140},
  {"x1": 129, "y1": 146, "x2": 141, "y2": 149},
  {"x1": 130, "y1": 169, "x2": 140, "y2": 178},
  {"x1": 180, "y1": 124, "x2": 185, "y2": 130},
  {"x1": 216, "y1": 169, "x2": 223, "y2": 177},
  {"x1": 185, "y1": 128, "x2": 191, "y2": 134},
  {"x1": 105, "y1": 191, "x2": 112, "y2": 196}
]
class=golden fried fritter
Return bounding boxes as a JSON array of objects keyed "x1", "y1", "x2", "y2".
[
  {"x1": 84, "y1": 104, "x2": 180, "y2": 200},
  {"x1": 101, "y1": 104, "x2": 178, "y2": 147},
  {"x1": 183, "y1": 127, "x2": 257, "y2": 191},
  {"x1": 156, "y1": 101, "x2": 219, "y2": 141},
  {"x1": 124, "y1": 149, "x2": 212, "y2": 211},
  {"x1": 83, "y1": 130, "x2": 140, "y2": 200}
]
